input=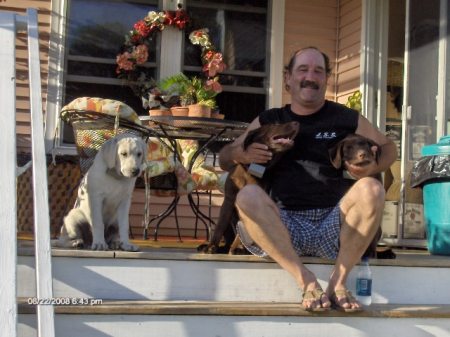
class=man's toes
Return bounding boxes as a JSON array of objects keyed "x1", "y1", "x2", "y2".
[{"x1": 320, "y1": 294, "x2": 331, "y2": 308}]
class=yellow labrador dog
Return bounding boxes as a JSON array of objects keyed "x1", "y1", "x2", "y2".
[{"x1": 55, "y1": 133, "x2": 147, "y2": 251}]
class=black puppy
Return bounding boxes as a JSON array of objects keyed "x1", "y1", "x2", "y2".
[
  {"x1": 329, "y1": 134, "x2": 391, "y2": 259},
  {"x1": 198, "y1": 121, "x2": 300, "y2": 254}
]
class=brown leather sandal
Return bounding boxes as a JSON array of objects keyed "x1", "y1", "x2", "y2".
[
  {"x1": 329, "y1": 289, "x2": 363, "y2": 312},
  {"x1": 301, "y1": 288, "x2": 331, "y2": 312}
]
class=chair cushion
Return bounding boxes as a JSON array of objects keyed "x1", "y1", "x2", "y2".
[{"x1": 62, "y1": 97, "x2": 142, "y2": 125}]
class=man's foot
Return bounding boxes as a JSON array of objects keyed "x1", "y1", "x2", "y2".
[
  {"x1": 301, "y1": 286, "x2": 331, "y2": 311},
  {"x1": 328, "y1": 289, "x2": 363, "y2": 312}
]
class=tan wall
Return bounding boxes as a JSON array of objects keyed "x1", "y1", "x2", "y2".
[
  {"x1": 282, "y1": 0, "x2": 362, "y2": 106},
  {"x1": 335, "y1": 0, "x2": 361, "y2": 104},
  {"x1": 1, "y1": 0, "x2": 51, "y2": 153},
  {"x1": 282, "y1": 0, "x2": 338, "y2": 104}
]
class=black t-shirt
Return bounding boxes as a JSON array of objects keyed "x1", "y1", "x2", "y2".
[{"x1": 258, "y1": 100, "x2": 359, "y2": 210}]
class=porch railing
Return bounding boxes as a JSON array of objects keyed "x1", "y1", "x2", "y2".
[{"x1": 0, "y1": 8, "x2": 55, "y2": 337}]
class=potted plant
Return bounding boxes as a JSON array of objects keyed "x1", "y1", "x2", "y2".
[{"x1": 159, "y1": 73, "x2": 220, "y2": 117}]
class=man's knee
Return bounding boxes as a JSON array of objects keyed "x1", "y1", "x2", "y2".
[
  {"x1": 353, "y1": 177, "x2": 384, "y2": 206},
  {"x1": 236, "y1": 185, "x2": 266, "y2": 211},
  {"x1": 342, "y1": 177, "x2": 385, "y2": 220}
]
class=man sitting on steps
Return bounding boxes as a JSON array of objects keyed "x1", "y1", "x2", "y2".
[{"x1": 218, "y1": 47, "x2": 397, "y2": 311}]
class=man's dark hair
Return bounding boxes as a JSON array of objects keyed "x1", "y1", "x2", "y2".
[{"x1": 284, "y1": 47, "x2": 332, "y2": 76}]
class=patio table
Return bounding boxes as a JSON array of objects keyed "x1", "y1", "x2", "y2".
[{"x1": 139, "y1": 115, "x2": 249, "y2": 241}]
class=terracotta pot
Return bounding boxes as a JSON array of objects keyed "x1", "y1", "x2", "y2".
[
  {"x1": 149, "y1": 109, "x2": 171, "y2": 117},
  {"x1": 188, "y1": 104, "x2": 211, "y2": 118},
  {"x1": 170, "y1": 106, "x2": 189, "y2": 117},
  {"x1": 211, "y1": 112, "x2": 225, "y2": 120}
]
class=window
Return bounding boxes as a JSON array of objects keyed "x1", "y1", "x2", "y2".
[
  {"x1": 48, "y1": 0, "x2": 277, "y2": 151},
  {"x1": 184, "y1": 1, "x2": 269, "y2": 122},
  {"x1": 60, "y1": 0, "x2": 159, "y2": 144}
]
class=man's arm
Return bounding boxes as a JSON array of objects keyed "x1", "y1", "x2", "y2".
[
  {"x1": 219, "y1": 117, "x2": 272, "y2": 171},
  {"x1": 348, "y1": 115, "x2": 398, "y2": 178}
]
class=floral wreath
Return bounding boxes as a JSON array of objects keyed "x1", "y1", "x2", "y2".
[{"x1": 116, "y1": 5, "x2": 226, "y2": 107}]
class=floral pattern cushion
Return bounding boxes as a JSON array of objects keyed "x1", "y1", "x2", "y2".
[
  {"x1": 146, "y1": 138, "x2": 196, "y2": 196},
  {"x1": 61, "y1": 97, "x2": 142, "y2": 125},
  {"x1": 147, "y1": 138, "x2": 219, "y2": 195},
  {"x1": 177, "y1": 139, "x2": 219, "y2": 190}
]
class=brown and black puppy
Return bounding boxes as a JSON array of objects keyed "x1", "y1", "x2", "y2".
[
  {"x1": 329, "y1": 134, "x2": 381, "y2": 175},
  {"x1": 328, "y1": 134, "x2": 388, "y2": 259},
  {"x1": 198, "y1": 121, "x2": 300, "y2": 254}
]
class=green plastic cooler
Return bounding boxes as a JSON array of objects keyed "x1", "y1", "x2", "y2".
[{"x1": 421, "y1": 136, "x2": 450, "y2": 255}]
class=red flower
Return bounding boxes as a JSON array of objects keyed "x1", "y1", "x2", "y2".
[
  {"x1": 133, "y1": 20, "x2": 152, "y2": 38},
  {"x1": 174, "y1": 9, "x2": 189, "y2": 29}
]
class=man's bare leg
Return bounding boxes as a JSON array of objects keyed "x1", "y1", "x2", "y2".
[
  {"x1": 236, "y1": 184, "x2": 331, "y2": 310},
  {"x1": 326, "y1": 177, "x2": 384, "y2": 309}
]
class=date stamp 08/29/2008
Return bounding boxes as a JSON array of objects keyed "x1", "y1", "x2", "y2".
[{"x1": 27, "y1": 297, "x2": 103, "y2": 306}]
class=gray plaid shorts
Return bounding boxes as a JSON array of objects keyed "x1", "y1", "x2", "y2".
[{"x1": 237, "y1": 206, "x2": 341, "y2": 260}]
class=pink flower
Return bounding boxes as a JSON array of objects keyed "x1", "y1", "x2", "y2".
[
  {"x1": 116, "y1": 52, "x2": 134, "y2": 71},
  {"x1": 133, "y1": 44, "x2": 148, "y2": 64},
  {"x1": 203, "y1": 59, "x2": 225, "y2": 77},
  {"x1": 205, "y1": 78, "x2": 222, "y2": 93}
]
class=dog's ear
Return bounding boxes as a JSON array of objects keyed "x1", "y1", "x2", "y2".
[
  {"x1": 243, "y1": 128, "x2": 261, "y2": 150},
  {"x1": 101, "y1": 137, "x2": 119, "y2": 169},
  {"x1": 329, "y1": 141, "x2": 344, "y2": 169},
  {"x1": 367, "y1": 139, "x2": 382, "y2": 164},
  {"x1": 139, "y1": 138, "x2": 148, "y2": 165}
]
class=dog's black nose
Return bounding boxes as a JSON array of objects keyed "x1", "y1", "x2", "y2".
[{"x1": 131, "y1": 168, "x2": 140, "y2": 177}]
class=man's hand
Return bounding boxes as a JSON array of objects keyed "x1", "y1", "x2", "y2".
[{"x1": 237, "y1": 142, "x2": 272, "y2": 165}]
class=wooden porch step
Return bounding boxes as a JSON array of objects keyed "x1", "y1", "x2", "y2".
[
  {"x1": 18, "y1": 243, "x2": 450, "y2": 305},
  {"x1": 17, "y1": 299, "x2": 450, "y2": 318}
]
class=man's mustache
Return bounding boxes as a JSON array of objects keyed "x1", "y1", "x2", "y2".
[{"x1": 300, "y1": 80, "x2": 319, "y2": 89}]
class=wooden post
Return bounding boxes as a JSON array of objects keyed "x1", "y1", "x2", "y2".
[
  {"x1": 26, "y1": 8, "x2": 56, "y2": 337},
  {"x1": 0, "y1": 10, "x2": 18, "y2": 337}
]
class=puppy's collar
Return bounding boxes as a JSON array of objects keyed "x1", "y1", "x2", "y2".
[
  {"x1": 106, "y1": 168, "x2": 124, "y2": 180},
  {"x1": 247, "y1": 163, "x2": 266, "y2": 178}
]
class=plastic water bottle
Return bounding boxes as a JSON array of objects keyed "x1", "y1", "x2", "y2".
[{"x1": 356, "y1": 257, "x2": 372, "y2": 305}]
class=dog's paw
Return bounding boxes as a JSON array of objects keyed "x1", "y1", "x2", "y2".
[
  {"x1": 90, "y1": 241, "x2": 109, "y2": 251},
  {"x1": 120, "y1": 242, "x2": 139, "y2": 252},
  {"x1": 70, "y1": 239, "x2": 85, "y2": 249},
  {"x1": 108, "y1": 240, "x2": 122, "y2": 251},
  {"x1": 197, "y1": 243, "x2": 209, "y2": 253}
]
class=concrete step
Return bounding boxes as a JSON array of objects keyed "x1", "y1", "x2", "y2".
[
  {"x1": 17, "y1": 299, "x2": 450, "y2": 337},
  {"x1": 17, "y1": 246, "x2": 450, "y2": 305}
]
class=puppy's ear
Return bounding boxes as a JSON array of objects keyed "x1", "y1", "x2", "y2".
[
  {"x1": 101, "y1": 137, "x2": 118, "y2": 169},
  {"x1": 329, "y1": 141, "x2": 344, "y2": 169},
  {"x1": 367, "y1": 139, "x2": 382, "y2": 164},
  {"x1": 243, "y1": 128, "x2": 261, "y2": 150},
  {"x1": 139, "y1": 138, "x2": 148, "y2": 165}
]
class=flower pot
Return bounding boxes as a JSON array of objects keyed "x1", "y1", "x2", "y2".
[
  {"x1": 149, "y1": 109, "x2": 171, "y2": 117},
  {"x1": 170, "y1": 106, "x2": 189, "y2": 117},
  {"x1": 211, "y1": 112, "x2": 225, "y2": 120},
  {"x1": 188, "y1": 104, "x2": 211, "y2": 118}
]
